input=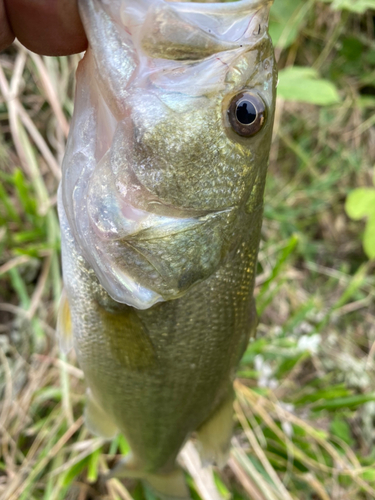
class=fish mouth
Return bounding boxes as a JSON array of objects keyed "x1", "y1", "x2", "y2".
[{"x1": 138, "y1": 0, "x2": 273, "y2": 62}]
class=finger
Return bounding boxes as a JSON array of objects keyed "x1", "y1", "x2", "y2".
[
  {"x1": 0, "y1": 0, "x2": 15, "y2": 51},
  {"x1": 4, "y1": 0, "x2": 87, "y2": 56}
]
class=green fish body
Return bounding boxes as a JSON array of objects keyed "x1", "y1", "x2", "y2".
[{"x1": 58, "y1": 0, "x2": 277, "y2": 494}]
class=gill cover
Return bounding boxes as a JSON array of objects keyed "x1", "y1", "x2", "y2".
[{"x1": 60, "y1": 0, "x2": 276, "y2": 309}]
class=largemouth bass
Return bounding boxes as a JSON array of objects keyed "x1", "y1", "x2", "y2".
[{"x1": 57, "y1": 0, "x2": 277, "y2": 496}]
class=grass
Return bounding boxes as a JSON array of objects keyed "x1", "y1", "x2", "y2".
[{"x1": 0, "y1": 1, "x2": 375, "y2": 499}]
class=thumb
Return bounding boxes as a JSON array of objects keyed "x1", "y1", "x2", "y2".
[{"x1": 3, "y1": 0, "x2": 87, "y2": 56}]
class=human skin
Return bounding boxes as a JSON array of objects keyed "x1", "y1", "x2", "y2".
[{"x1": 0, "y1": 0, "x2": 87, "y2": 55}]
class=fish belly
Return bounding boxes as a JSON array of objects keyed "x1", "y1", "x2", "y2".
[{"x1": 61, "y1": 203, "x2": 259, "y2": 473}]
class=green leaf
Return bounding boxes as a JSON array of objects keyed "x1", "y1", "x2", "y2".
[
  {"x1": 312, "y1": 393, "x2": 375, "y2": 411},
  {"x1": 345, "y1": 188, "x2": 375, "y2": 220},
  {"x1": 278, "y1": 67, "x2": 341, "y2": 105},
  {"x1": 324, "y1": 0, "x2": 375, "y2": 13},
  {"x1": 118, "y1": 434, "x2": 130, "y2": 455},
  {"x1": 61, "y1": 456, "x2": 90, "y2": 487},
  {"x1": 13, "y1": 168, "x2": 38, "y2": 218},
  {"x1": 330, "y1": 417, "x2": 354, "y2": 446},
  {"x1": 357, "y1": 96, "x2": 375, "y2": 110},
  {"x1": 269, "y1": 0, "x2": 307, "y2": 49},
  {"x1": 0, "y1": 181, "x2": 20, "y2": 222},
  {"x1": 294, "y1": 385, "x2": 350, "y2": 406},
  {"x1": 87, "y1": 448, "x2": 101, "y2": 483},
  {"x1": 8, "y1": 267, "x2": 30, "y2": 309},
  {"x1": 257, "y1": 234, "x2": 298, "y2": 315},
  {"x1": 332, "y1": 262, "x2": 369, "y2": 311},
  {"x1": 362, "y1": 469, "x2": 375, "y2": 482},
  {"x1": 340, "y1": 36, "x2": 365, "y2": 62},
  {"x1": 364, "y1": 214, "x2": 375, "y2": 259},
  {"x1": 13, "y1": 229, "x2": 46, "y2": 244},
  {"x1": 275, "y1": 352, "x2": 310, "y2": 379},
  {"x1": 214, "y1": 472, "x2": 231, "y2": 500}
]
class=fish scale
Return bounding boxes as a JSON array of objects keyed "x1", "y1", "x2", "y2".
[{"x1": 58, "y1": 0, "x2": 277, "y2": 495}]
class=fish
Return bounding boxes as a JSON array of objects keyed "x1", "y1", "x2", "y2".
[{"x1": 57, "y1": 0, "x2": 277, "y2": 497}]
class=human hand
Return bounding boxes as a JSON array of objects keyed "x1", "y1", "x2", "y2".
[{"x1": 0, "y1": 0, "x2": 87, "y2": 55}]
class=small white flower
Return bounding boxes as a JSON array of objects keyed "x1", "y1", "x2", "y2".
[
  {"x1": 281, "y1": 421, "x2": 293, "y2": 438},
  {"x1": 297, "y1": 334, "x2": 321, "y2": 354},
  {"x1": 255, "y1": 355, "x2": 278, "y2": 389},
  {"x1": 294, "y1": 321, "x2": 314, "y2": 335},
  {"x1": 273, "y1": 326, "x2": 283, "y2": 337}
]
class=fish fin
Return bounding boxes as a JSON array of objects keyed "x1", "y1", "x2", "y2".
[
  {"x1": 56, "y1": 289, "x2": 73, "y2": 354},
  {"x1": 97, "y1": 304, "x2": 156, "y2": 371},
  {"x1": 108, "y1": 453, "x2": 142, "y2": 478},
  {"x1": 195, "y1": 390, "x2": 234, "y2": 469},
  {"x1": 145, "y1": 469, "x2": 190, "y2": 500},
  {"x1": 110, "y1": 457, "x2": 190, "y2": 500},
  {"x1": 84, "y1": 389, "x2": 118, "y2": 439}
]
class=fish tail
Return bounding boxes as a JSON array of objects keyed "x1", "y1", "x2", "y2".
[{"x1": 110, "y1": 456, "x2": 190, "y2": 500}]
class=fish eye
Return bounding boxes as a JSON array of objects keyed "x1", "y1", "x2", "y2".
[{"x1": 228, "y1": 92, "x2": 266, "y2": 137}]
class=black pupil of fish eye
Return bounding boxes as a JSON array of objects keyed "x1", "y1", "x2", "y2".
[{"x1": 236, "y1": 100, "x2": 257, "y2": 125}]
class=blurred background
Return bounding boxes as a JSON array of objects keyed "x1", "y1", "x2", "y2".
[{"x1": 0, "y1": 0, "x2": 375, "y2": 499}]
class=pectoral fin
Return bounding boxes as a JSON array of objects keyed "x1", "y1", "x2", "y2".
[
  {"x1": 85, "y1": 389, "x2": 118, "y2": 439},
  {"x1": 56, "y1": 289, "x2": 73, "y2": 355},
  {"x1": 127, "y1": 211, "x2": 231, "y2": 299},
  {"x1": 195, "y1": 390, "x2": 234, "y2": 469}
]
